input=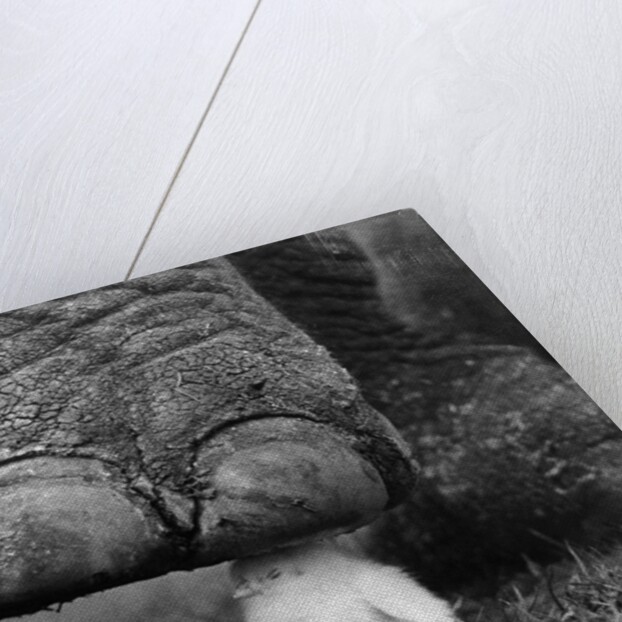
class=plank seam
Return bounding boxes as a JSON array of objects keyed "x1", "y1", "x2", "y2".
[{"x1": 125, "y1": 0, "x2": 265, "y2": 281}]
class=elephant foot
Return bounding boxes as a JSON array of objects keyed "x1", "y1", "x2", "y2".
[{"x1": 0, "y1": 418, "x2": 402, "y2": 618}]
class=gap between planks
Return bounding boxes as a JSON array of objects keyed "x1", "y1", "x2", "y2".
[{"x1": 124, "y1": 0, "x2": 265, "y2": 282}]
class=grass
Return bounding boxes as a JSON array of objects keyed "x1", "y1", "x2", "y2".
[{"x1": 465, "y1": 546, "x2": 622, "y2": 622}]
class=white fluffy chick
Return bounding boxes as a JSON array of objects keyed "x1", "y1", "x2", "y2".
[{"x1": 229, "y1": 538, "x2": 458, "y2": 622}]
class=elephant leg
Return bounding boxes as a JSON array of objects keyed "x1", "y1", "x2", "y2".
[
  {"x1": 0, "y1": 257, "x2": 415, "y2": 617},
  {"x1": 230, "y1": 210, "x2": 622, "y2": 595}
]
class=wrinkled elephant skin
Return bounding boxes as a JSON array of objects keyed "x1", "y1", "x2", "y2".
[
  {"x1": 230, "y1": 211, "x2": 622, "y2": 592},
  {"x1": 0, "y1": 258, "x2": 416, "y2": 617}
]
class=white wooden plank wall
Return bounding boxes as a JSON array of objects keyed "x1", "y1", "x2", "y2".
[
  {"x1": 0, "y1": 0, "x2": 258, "y2": 309},
  {"x1": 1, "y1": 1, "x2": 621, "y2": 421}
]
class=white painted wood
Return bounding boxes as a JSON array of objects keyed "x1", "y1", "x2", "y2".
[
  {"x1": 0, "y1": 0, "x2": 256, "y2": 312},
  {"x1": 133, "y1": 0, "x2": 622, "y2": 422}
]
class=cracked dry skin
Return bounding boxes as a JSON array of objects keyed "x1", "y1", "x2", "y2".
[{"x1": 0, "y1": 258, "x2": 417, "y2": 618}]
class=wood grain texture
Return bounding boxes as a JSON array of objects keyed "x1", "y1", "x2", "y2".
[
  {"x1": 133, "y1": 0, "x2": 622, "y2": 422},
  {"x1": 0, "y1": 0, "x2": 257, "y2": 312}
]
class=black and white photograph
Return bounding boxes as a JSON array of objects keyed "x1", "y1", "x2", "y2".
[
  {"x1": 2, "y1": 2, "x2": 622, "y2": 621},
  {"x1": 2, "y1": 210, "x2": 620, "y2": 622}
]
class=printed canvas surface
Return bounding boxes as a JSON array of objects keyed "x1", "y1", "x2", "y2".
[{"x1": 2, "y1": 209, "x2": 619, "y2": 622}]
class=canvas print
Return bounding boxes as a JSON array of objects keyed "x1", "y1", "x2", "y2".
[{"x1": 2, "y1": 209, "x2": 620, "y2": 622}]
